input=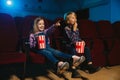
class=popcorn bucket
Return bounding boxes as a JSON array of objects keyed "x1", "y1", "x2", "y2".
[
  {"x1": 37, "y1": 35, "x2": 46, "y2": 49},
  {"x1": 75, "y1": 41, "x2": 85, "y2": 54}
]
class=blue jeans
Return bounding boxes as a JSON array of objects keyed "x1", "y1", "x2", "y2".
[{"x1": 31, "y1": 46, "x2": 73, "y2": 65}]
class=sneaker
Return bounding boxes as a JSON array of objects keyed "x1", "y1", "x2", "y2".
[
  {"x1": 71, "y1": 69, "x2": 81, "y2": 78},
  {"x1": 57, "y1": 62, "x2": 69, "y2": 74},
  {"x1": 73, "y1": 56, "x2": 85, "y2": 67},
  {"x1": 71, "y1": 69, "x2": 89, "y2": 80},
  {"x1": 87, "y1": 64, "x2": 101, "y2": 74}
]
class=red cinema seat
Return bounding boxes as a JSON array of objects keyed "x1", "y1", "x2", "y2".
[
  {"x1": 96, "y1": 20, "x2": 115, "y2": 39},
  {"x1": 96, "y1": 20, "x2": 117, "y2": 66},
  {"x1": 112, "y1": 21, "x2": 120, "y2": 39},
  {"x1": 0, "y1": 13, "x2": 26, "y2": 64},
  {"x1": 85, "y1": 39, "x2": 106, "y2": 67},
  {"x1": 52, "y1": 18, "x2": 67, "y2": 52},
  {"x1": 78, "y1": 19, "x2": 98, "y2": 39},
  {"x1": 108, "y1": 39, "x2": 120, "y2": 65}
]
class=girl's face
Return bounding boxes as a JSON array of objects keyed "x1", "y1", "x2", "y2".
[
  {"x1": 37, "y1": 19, "x2": 45, "y2": 31},
  {"x1": 67, "y1": 14, "x2": 77, "y2": 25}
]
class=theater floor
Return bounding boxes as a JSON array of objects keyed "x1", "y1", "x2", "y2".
[{"x1": 3, "y1": 64, "x2": 120, "y2": 80}]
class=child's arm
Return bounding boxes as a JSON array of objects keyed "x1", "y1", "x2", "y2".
[{"x1": 45, "y1": 21, "x2": 60, "y2": 36}]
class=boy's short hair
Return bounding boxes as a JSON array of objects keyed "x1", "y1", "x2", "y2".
[{"x1": 64, "y1": 11, "x2": 77, "y2": 21}]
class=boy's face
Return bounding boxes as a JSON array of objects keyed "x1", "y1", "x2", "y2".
[
  {"x1": 66, "y1": 14, "x2": 77, "y2": 25},
  {"x1": 37, "y1": 19, "x2": 45, "y2": 31}
]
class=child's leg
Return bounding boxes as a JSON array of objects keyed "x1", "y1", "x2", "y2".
[
  {"x1": 47, "y1": 47, "x2": 73, "y2": 60},
  {"x1": 84, "y1": 47, "x2": 92, "y2": 63},
  {"x1": 37, "y1": 49, "x2": 70, "y2": 74}
]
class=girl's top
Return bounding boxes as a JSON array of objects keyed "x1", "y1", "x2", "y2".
[{"x1": 29, "y1": 25, "x2": 55, "y2": 49}]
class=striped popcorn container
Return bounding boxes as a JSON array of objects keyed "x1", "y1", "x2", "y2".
[
  {"x1": 75, "y1": 41, "x2": 85, "y2": 54},
  {"x1": 37, "y1": 35, "x2": 46, "y2": 49}
]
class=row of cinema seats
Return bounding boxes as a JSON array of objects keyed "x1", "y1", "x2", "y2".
[{"x1": 0, "y1": 13, "x2": 120, "y2": 73}]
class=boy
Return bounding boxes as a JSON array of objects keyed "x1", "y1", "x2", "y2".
[{"x1": 63, "y1": 12, "x2": 100, "y2": 74}]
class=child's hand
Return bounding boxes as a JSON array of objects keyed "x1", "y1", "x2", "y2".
[
  {"x1": 54, "y1": 20, "x2": 61, "y2": 27},
  {"x1": 81, "y1": 40, "x2": 85, "y2": 46},
  {"x1": 73, "y1": 22, "x2": 78, "y2": 31}
]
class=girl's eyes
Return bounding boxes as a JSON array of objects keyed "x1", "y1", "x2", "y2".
[{"x1": 38, "y1": 23, "x2": 44, "y2": 25}]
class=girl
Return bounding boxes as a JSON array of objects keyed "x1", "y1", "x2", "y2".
[{"x1": 29, "y1": 17, "x2": 85, "y2": 75}]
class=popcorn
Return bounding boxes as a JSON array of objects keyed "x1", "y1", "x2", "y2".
[
  {"x1": 37, "y1": 35, "x2": 46, "y2": 49},
  {"x1": 75, "y1": 41, "x2": 85, "y2": 54}
]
